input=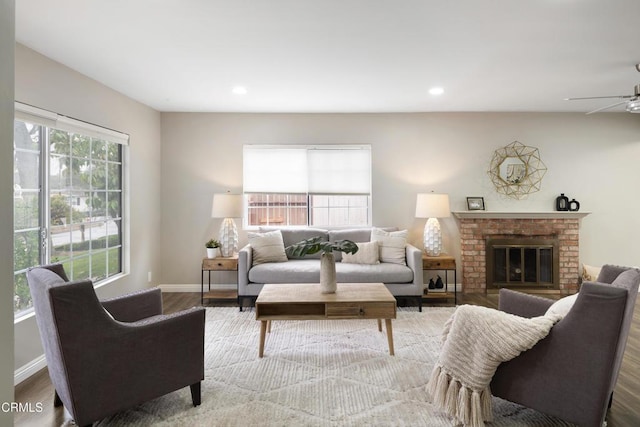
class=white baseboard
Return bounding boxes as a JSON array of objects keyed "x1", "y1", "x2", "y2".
[
  {"x1": 158, "y1": 283, "x2": 236, "y2": 293},
  {"x1": 15, "y1": 355, "x2": 47, "y2": 386}
]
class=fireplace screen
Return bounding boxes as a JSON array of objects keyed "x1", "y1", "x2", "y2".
[{"x1": 486, "y1": 238, "x2": 559, "y2": 288}]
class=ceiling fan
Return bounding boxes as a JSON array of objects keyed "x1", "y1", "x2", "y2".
[{"x1": 565, "y1": 64, "x2": 640, "y2": 114}]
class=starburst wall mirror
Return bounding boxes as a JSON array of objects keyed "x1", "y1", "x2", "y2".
[{"x1": 488, "y1": 141, "x2": 547, "y2": 199}]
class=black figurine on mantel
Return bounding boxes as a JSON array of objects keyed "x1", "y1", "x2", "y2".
[
  {"x1": 569, "y1": 199, "x2": 580, "y2": 211},
  {"x1": 556, "y1": 193, "x2": 569, "y2": 211}
]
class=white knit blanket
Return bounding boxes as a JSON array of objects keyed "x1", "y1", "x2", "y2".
[{"x1": 426, "y1": 305, "x2": 561, "y2": 427}]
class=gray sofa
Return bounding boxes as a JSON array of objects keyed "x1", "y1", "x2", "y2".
[{"x1": 238, "y1": 227, "x2": 423, "y2": 309}]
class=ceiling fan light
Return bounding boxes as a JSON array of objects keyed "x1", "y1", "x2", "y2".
[{"x1": 626, "y1": 99, "x2": 640, "y2": 113}]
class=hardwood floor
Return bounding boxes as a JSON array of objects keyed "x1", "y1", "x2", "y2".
[{"x1": 14, "y1": 292, "x2": 640, "y2": 426}]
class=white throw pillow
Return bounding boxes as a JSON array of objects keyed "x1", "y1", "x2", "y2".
[
  {"x1": 248, "y1": 230, "x2": 288, "y2": 265},
  {"x1": 341, "y1": 241, "x2": 380, "y2": 265},
  {"x1": 371, "y1": 228, "x2": 407, "y2": 265},
  {"x1": 582, "y1": 264, "x2": 602, "y2": 282},
  {"x1": 545, "y1": 293, "x2": 579, "y2": 318}
]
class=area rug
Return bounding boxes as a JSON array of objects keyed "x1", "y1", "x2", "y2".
[{"x1": 95, "y1": 307, "x2": 572, "y2": 426}]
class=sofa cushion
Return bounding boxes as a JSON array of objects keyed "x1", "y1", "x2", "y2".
[
  {"x1": 247, "y1": 230, "x2": 288, "y2": 265},
  {"x1": 371, "y1": 228, "x2": 408, "y2": 265},
  {"x1": 328, "y1": 228, "x2": 372, "y2": 243},
  {"x1": 329, "y1": 227, "x2": 398, "y2": 261},
  {"x1": 328, "y1": 229, "x2": 371, "y2": 261},
  {"x1": 336, "y1": 262, "x2": 413, "y2": 283},
  {"x1": 341, "y1": 241, "x2": 380, "y2": 265},
  {"x1": 249, "y1": 260, "x2": 321, "y2": 283},
  {"x1": 248, "y1": 259, "x2": 414, "y2": 284}
]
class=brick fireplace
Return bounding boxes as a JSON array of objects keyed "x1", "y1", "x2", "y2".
[{"x1": 454, "y1": 212, "x2": 589, "y2": 294}]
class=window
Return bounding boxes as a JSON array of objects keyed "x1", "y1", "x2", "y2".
[
  {"x1": 13, "y1": 103, "x2": 128, "y2": 316},
  {"x1": 243, "y1": 145, "x2": 371, "y2": 227}
]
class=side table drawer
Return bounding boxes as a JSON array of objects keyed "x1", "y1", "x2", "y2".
[
  {"x1": 202, "y1": 258, "x2": 238, "y2": 270},
  {"x1": 423, "y1": 258, "x2": 455, "y2": 270}
]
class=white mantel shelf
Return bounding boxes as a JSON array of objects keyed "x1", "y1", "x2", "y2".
[{"x1": 452, "y1": 211, "x2": 591, "y2": 219}]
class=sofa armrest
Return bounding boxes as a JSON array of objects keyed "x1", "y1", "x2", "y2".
[
  {"x1": 405, "y1": 244, "x2": 423, "y2": 290},
  {"x1": 238, "y1": 244, "x2": 252, "y2": 296},
  {"x1": 498, "y1": 288, "x2": 554, "y2": 318},
  {"x1": 101, "y1": 288, "x2": 163, "y2": 322}
]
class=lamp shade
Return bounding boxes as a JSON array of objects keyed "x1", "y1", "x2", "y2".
[
  {"x1": 415, "y1": 193, "x2": 451, "y2": 218},
  {"x1": 211, "y1": 194, "x2": 243, "y2": 218}
]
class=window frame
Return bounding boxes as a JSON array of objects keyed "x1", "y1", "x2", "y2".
[{"x1": 13, "y1": 102, "x2": 130, "y2": 319}]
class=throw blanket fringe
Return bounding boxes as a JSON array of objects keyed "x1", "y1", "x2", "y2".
[
  {"x1": 429, "y1": 366, "x2": 493, "y2": 426},
  {"x1": 426, "y1": 305, "x2": 561, "y2": 427}
]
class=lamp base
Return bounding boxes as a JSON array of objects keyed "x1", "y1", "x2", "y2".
[
  {"x1": 219, "y1": 218, "x2": 238, "y2": 257},
  {"x1": 424, "y1": 217, "x2": 442, "y2": 257}
]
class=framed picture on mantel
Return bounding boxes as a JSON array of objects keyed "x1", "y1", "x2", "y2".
[{"x1": 467, "y1": 197, "x2": 485, "y2": 211}]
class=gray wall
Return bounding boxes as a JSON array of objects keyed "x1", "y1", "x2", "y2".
[
  {"x1": 1, "y1": 1, "x2": 15, "y2": 423},
  {"x1": 14, "y1": 44, "x2": 162, "y2": 372},
  {"x1": 160, "y1": 112, "x2": 640, "y2": 287}
]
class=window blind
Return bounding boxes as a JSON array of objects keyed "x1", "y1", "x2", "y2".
[
  {"x1": 56, "y1": 116, "x2": 129, "y2": 146},
  {"x1": 15, "y1": 102, "x2": 130, "y2": 145},
  {"x1": 243, "y1": 145, "x2": 371, "y2": 195},
  {"x1": 307, "y1": 147, "x2": 371, "y2": 194},
  {"x1": 14, "y1": 102, "x2": 57, "y2": 128},
  {"x1": 243, "y1": 146, "x2": 308, "y2": 193}
]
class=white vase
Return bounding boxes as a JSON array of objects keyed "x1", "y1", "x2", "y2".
[
  {"x1": 206, "y1": 247, "x2": 220, "y2": 259},
  {"x1": 320, "y1": 252, "x2": 337, "y2": 294}
]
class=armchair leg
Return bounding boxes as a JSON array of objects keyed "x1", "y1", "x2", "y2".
[
  {"x1": 190, "y1": 382, "x2": 202, "y2": 407},
  {"x1": 54, "y1": 390, "x2": 62, "y2": 407}
]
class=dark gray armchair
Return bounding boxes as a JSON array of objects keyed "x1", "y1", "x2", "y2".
[
  {"x1": 491, "y1": 264, "x2": 640, "y2": 427},
  {"x1": 27, "y1": 264, "x2": 206, "y2": 427}
]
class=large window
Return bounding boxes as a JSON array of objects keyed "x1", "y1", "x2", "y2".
[
  {"x1": 13, "y1": 103, "x2": 128, "y2": 316},
  {"x1": 243, "y1": 145, "x2": 371, "y2": 227}
]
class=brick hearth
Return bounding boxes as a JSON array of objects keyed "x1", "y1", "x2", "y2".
[{"x1": 453, "y1": 212, "x2": 589, "y2": 294}]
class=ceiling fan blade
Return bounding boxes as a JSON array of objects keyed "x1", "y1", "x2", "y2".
[
  {"x1": 585, "y1": 100, "x2": 628, "y2": 115},
  {"x1": 565, "y1": 95, "x2": 632, "y2": 101}
]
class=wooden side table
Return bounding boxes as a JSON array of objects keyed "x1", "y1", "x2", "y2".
[
  {"x1": 422, "y1": 254, "x2": 457, "y2": 305},
  {"x1": 201, "y1": 255, "x2": 238, "y2": 306}
]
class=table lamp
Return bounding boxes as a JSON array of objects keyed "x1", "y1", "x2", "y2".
[
  {"x1": 415, "y1": 193, "x2": 450, "y2": 256},
  {"x1": 211, "y1": 193, "x2": 243, "y2": 257}
]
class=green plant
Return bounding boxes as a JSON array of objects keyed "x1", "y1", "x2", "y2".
[
  {"x1": 205, "y1": 239, "x2": 221, "y2": 248},
  {"x1": 286, "y1": 236, "x2": 359, "y2": 257}
]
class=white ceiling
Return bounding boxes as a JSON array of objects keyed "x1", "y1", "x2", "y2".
[{"x1": 15, "y1": 0, "x2": 640, "y2": 113}]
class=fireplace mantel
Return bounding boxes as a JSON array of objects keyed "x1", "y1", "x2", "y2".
[{"x1": 453, "y1": 211, "x2": 590, "y2": 220}]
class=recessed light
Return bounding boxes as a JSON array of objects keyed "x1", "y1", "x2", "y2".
[
  {"x1": 232, "y1": 86, "x2": 247, "y2": 95},
  {"x1": 429, "y1": 87, "x2": 444, "y2": 96}
]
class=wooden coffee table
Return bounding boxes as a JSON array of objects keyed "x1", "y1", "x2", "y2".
[{"x1": 255, "y1": 282, "x2": 397, "y2": 357}]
